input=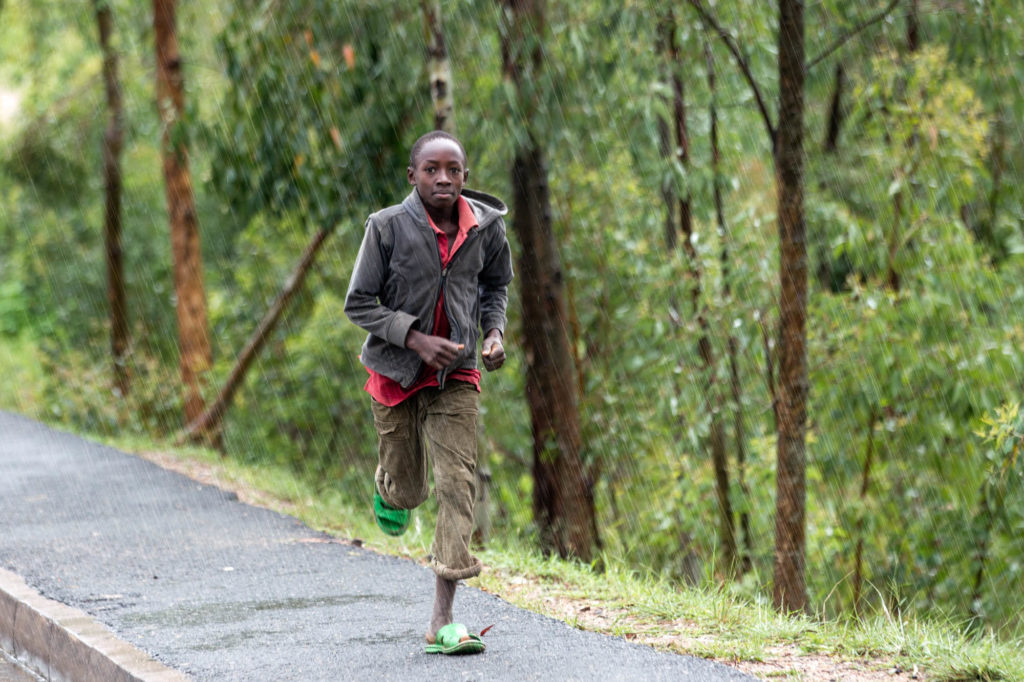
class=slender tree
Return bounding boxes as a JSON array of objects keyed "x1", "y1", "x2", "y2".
[
  {"x1": 905, "y1": 0, "x2": 920, "y2": 52},
  {"x1": 154, "y1": 0, "x2": 213, "y2": 434},
  {"x1": 772, "y1": 0, "x2": 809, "y2": 613},
  {"x1": 421, "y1": 0, "x2": 454, "y2": 134},
  {"x1": 969, "y1": 481, "x2": 996, "y2": 625},
  {"x1": 852, "y1": 407, "x2": 879, "y2": 614},
  {"x1": 661, "y1": 9, "x2": 693, "y2": 253},
  {"x1": 687, "y1": 0, "x2": 808, "y2": 610},
  {"x1": 655, "y1": 11, "x2": 702, "y2": 584},
  {"x1": 692, "y1": 0, "x2": 901, "y2": 611},
  {"x1": 499, "y1": 0, "x2": 595, "y2": 561},
  {"x1": 884, "y1": 0, "x2": 922, "y2": 291},
  {"x1": 823, "y1": 62, "x2": 844, "y2": 153},
  {"x1": 180, "y1": 229, "x2": 330, "y2": 444},
  {"x1": 981, "y1": 4, "x2": 1008, "y2": 249},
  {"x1": 705, "y1": 37, "x2": 752, "y2": 574},
  {"x1": 94, "y1": 0, "x2": 129, "y2": 397},
  {"x1": 660, "y1": 9, "x2": 737, "y2": 574}
]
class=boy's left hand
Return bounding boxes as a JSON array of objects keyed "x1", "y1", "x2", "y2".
[{"x1": 481, "y1": 331, "x2": 505, "y2": 371}]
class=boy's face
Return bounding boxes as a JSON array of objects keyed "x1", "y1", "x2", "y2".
[{"x1": 408, "y1": 139, "x2": 468, "y2": 213}]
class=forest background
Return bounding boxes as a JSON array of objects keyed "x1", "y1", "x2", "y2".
[{"x1": 2, "y1": 0, "x2": 1024, "y2": 648}]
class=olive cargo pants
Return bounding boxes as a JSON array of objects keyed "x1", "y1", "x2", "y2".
[{"x1": 371, "y1": 382, "x2": 482, "y2": 581}]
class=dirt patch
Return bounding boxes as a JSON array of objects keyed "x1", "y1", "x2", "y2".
[{"x1": 735, "y1": 652, "x2": 919, "y2": 681}]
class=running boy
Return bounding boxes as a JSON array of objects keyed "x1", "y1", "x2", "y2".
[{"x1": 344, "y1": 131, "x2": 513, "y2": 654}]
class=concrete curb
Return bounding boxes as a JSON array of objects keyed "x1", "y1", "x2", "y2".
[{"x1": 0, "y1": 568, "x2": 188, "y2": 682}]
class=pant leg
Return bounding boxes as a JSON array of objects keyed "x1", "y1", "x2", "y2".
[
  {"x1": 371, "y1": 396, "x2": 430, "y2": 510},
  {"x1": 422, "y1": 382, "x2": 482, "y2": 581}
]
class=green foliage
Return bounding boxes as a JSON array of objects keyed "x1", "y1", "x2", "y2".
[
  {"x1": 970, "y1": 402, "x2": 1024, "y2": 624},
  {"x1": 807, "y1": 262, "x2": 1024, "y2": 622},
  {"x1": 0, "y1": 0, "x2": 237, "y2": 366},
  {"x1": 976, "y1": 403, "x2": 1024, "y2": 468},
  {"x1": 207, "y1": 0, "x2": 430, "y2": 230},
  {"x1": 0, "y1": 280, "x2": 30, "y2": 336},
  {"x1": 817, "y1": 45, "x2": 989, "y2": 285}
]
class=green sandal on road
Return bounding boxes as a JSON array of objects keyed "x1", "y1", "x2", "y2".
[
  {"x1": 424, "y1": 623, "x2": 486, "y2": 655},
  {"x1": 373, "y1": 491, "x2": 410, "y2": 537}
]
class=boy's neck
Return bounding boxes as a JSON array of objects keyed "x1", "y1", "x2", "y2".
[{"x1": 425, "y1": 202, "x2": 459, "y2": 238}]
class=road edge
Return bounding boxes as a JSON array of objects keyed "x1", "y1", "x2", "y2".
[{"x1": 0, "y1": 567, "x2": 189, "y2": 682}]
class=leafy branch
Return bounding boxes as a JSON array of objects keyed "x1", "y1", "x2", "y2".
[
  {"x1": 807, "y1": 0, "x2": 901, "y2": 70},
  {"x1": 976, "y1": 401, "x2": 1024, "y2": 472},
  {"x1": 684, "y1": 0, "x2": 776, "y2": 143},
  {"x1": 689, "y1": 0, "x2": 904, "y2": 143}
]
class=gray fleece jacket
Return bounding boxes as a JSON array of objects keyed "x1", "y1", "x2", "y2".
[{"x1": 344, "y1": 188, "x2": 514, "y2": 390}]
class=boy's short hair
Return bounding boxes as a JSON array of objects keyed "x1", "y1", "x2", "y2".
[{"x1": 409, "y1": 131, "x2": 468, "y2": 168}]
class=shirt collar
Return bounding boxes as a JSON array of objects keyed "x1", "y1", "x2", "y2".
[{"x1": 425, "y1": 195, "x2": 479, "y2": 237}]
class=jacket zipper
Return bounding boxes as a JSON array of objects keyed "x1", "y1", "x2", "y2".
[{"x1": 436, "y1": 229, "x2": 476, "y2": 389}]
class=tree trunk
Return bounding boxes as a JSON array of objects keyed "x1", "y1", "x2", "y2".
[
  {"x1": 180, "y1": 228, "x2": 331, "y2": 445},
  {"x1": 656, "y1": 12, "x2": 677, "y2": 255},
  {"x1": 421, "y1": 0, "x2": 455, "y2": 133},
  {"x1": 684, "y1": 2, "x2": 809, "y2": 592},
  {"x1": 887, "y1": 177, "x2": 902, "y2": 292},
  {"x1": 94, "y1": 0, "x2": 130, "y2": 397},
  {"x1": 852, "y1": 407, "x2": 878, "y2": 615},
  {"x1": 905, "y1": 0, "x2": 920, "y2": 52},
  {"x1": 154, "y1": 0, "x2": 213, "y2": 432},
  {"x1": 707, "y1": 39, "x2": 751, "y2": 575},
  {"x1": 823, "y1": 62, "x2": 844, "y2": 153},
  {"x1": 656, "y1": 13, "x2": 684, "y2": 397},
  {"x1": 656, "y1": 11, "x2": 704, "y2": 580},
  {"x1": 986, "y1": 106, "x2": 1006, "y2": 241},
  {"x1": 969, "y1": 483, "x2": 994, "y2": 625},
  {"x1": 695, "y1": 35, "x2": 736, "y2": 576},
  {"x1": 512, "y1": 145, "x2": 594, "y2": 561},
  {"x1": 500, "y1": 0, "x2": 595, "y2": 562},
  {"x1": 664, "y1": 10, "x2": 693, "y2": 257},
  {"x1": 772, "y1": 0, "x2": 809, "y2": 614},
  {"x1": 729, "y1": 336, "x2": 753, "y2": 573},
  {"x1": 662, "y1": 13, "x2": 736, "y2": 574}
]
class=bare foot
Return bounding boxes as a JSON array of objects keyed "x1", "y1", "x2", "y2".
[{"x1": 425, "y1": 631, "x2": 471, "y2": 645}]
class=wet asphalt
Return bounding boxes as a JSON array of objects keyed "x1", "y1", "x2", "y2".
[{"x1": 0, "y1": 410, "x2": 755, "y2": 681}]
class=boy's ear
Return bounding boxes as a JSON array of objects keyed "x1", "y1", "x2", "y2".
[
  {"x1": 407, "y1": 166, "x2": 415, "y2": 184},
  {"x1": 464, "y1": 168, "x2": 470, "y2": 184}
]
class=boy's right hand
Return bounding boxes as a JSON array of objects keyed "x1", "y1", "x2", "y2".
[{"x1": 406, "y1": 329, "x2": 463, "y2": 370}]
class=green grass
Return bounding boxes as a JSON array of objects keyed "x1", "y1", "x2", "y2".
[
  {"x1": 469, "y1": 544, "x2": 1024, "y2": 680},
  {"x1": 16, "y1": 425, "x2": 1024, "y2": 681},
  {"x1": 0, "y1": 333, "x2": 44, "y2": 412}
]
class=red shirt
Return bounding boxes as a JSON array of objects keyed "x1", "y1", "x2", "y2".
[{"x1": 365, "y1": 196, "x2": 482, "y2": 406}]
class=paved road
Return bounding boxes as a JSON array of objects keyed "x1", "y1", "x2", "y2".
[{"x1": 0, "y1": 410, "x2": 754, "y2": 681}]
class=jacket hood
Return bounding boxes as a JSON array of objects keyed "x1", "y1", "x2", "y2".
[
  {"x1": 402, "y1": 188, "x2": 508, "y2": 230},
  {"x1": 461, "y1": 188, "x2": 508, "y2": 223}
]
